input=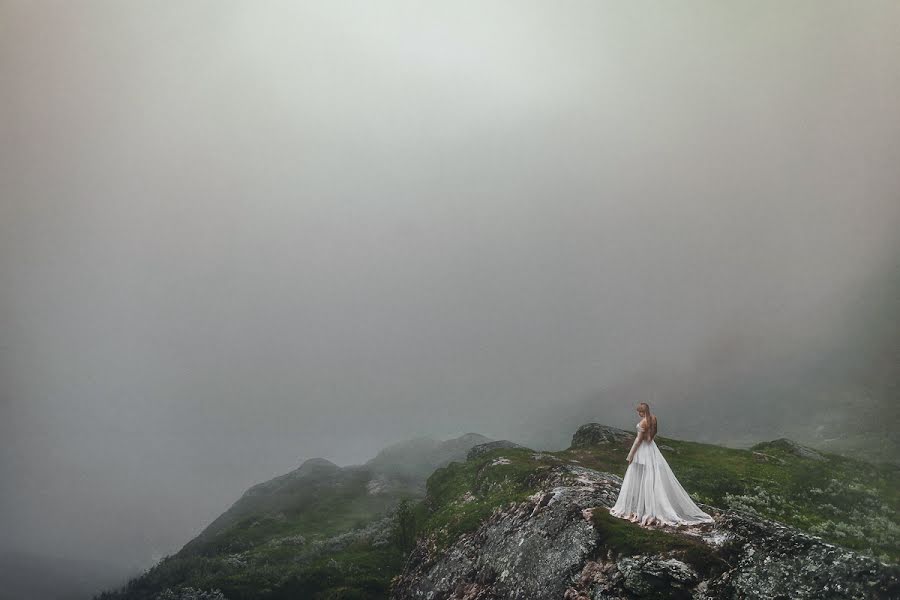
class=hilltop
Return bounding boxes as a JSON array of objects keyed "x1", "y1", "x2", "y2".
[{"x1": 94, "y1": 424, "x2": 899, "y2": 599}]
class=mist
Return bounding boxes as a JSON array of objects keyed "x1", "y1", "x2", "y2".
[{"x1": 1, "y1": 0, "x2": 898, "y2": 580}]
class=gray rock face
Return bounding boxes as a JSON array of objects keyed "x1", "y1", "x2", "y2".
[
  {"x1": 717, "y1": 509, "x2": 898, "y2": 599},
  {"x1": 570, "y1": 423, "x2": 634, "y2": 448},
  {"x1": 390, "y1": 463, "x2": 899, "y2": 600},
  {"x1": 391, "y1": 465, "x2": 619, "y2": 599},
  {"x1": 466, "y1": 440, "x2": 528, "y2": 461},
  {"x1": 617, "y1": 556, "x2": 698, "y2": 599},
  {"x1": 753, "y1": 438, "x2": 826, "y2": 461}
]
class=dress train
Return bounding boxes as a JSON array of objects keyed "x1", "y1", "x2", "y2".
[{"x1": 609, "y1": 422, "x2": 714, "y2": 527}]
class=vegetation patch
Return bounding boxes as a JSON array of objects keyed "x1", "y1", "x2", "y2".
[
  {"x1": 95, "y1": 472, "x2": 421, "y2": 600},
  {"x1": 590, "y1": 508, "x2": 730, "y2": 579},
  {"x1": 259, "y1": 541, "x2": 409, "y2": 600},
  {"x1": 416, "y1": 446, "x2": 559, "y2": 551},
  {"x1": 559, "y1": 434, "x2": 899, "y2": 563},
  {"x1": 96, "y1": 430, "x2": 899, "y2": 600}
]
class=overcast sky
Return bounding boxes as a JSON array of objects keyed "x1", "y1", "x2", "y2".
[{"x1": 1, "y1": 0, "x2": 898, "y2": 575}]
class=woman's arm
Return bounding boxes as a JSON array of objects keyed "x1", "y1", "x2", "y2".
[{"x1": 627, "y1": 428, "x2": 646, "y2": 463}]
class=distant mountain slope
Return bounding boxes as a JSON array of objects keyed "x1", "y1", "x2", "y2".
[
  {"x1": 94, "y1": 433, "x2": 492, "y2": 600},
  {"x1": 364, "y1": 433, "x2": 491, "y2": 483}
]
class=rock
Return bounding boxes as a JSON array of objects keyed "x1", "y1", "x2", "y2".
[
  {"x1": 391, "y1": 466, "x2": 617, "y2": 599},
  {"x1": 467, "y1": 440, "x2": 527, "y2": 461},
  {"x1": 366, "y1": 476, "x2": 389, "y2": 495},
  {"x1": 570, "y1": 423, "x2": 634, "y2": 448},
  {"x1": 751, "y1": 450, "x2": 786, "y2": 465},
  {"x1": 752, "y1": 438, "x2": 825, "y2": 461},
  {"x1": 717, "y1": 510, "x2": 899, "y2": 598},
  {"x1": 390, "y1": 462, "x2": 900, "y2": 600},
  {"x1": 618, "y1": 556, "x2": 698, "y2": 599}
]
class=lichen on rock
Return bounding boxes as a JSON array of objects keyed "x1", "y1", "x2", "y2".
[{"x1": 390, "y1": 461, "x2": 899, "y2": 599}]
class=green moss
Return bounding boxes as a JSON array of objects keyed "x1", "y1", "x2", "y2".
[
  {"x1": 561, "y1": 435, "x2": 899, "y2": 562},
  {"x1": 97, "y1": 472, "x2": 422, "y2": 599},
  {"x1": 590, "y1": 508, "x2": 729, "y2": 578},
  {"x1": 97, "y1": 430, "x2": 900, "y2": 600},
  {"x1": 257, "y1": 539, "x2": 408, "y2": 600},
  {"x1": 416, "y1": 437, "x2": 899, "y2": 562},
  {"x1": 418, "y1": 446, "x2": 556, "y2": 550}
]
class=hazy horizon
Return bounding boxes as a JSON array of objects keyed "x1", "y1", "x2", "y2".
[{"x1": 1, "y1": 0, "x2": 898, "y2": 585}]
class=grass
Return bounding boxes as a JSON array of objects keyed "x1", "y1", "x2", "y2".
[
  {"x1": 259, "y1": 541, "x2": 409, "y2": 600},
  {"x1": 96, "y1": 429, "x2": 900, "y2": 600},
  {"x1": 558, "y1": 434, "x2": 899, "y2": 563},
  {"x1": 416, "y1": 435, "x2": 899, "y2": 563},
  {"x1": 416, "y1": 447, "x2": 559, "y2": 550},
  {"x1": 590, "y1": 508, "x2": 730, "y2": 579},
  {"x1": 94, "y1": 467, "x2": 420, "y2": 600}
]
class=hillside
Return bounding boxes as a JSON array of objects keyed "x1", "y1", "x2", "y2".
[
  {"x1": 94, "y1": 433, "x2": 491, "y2": 600},
  {"x1": 94, "y1": 424, "x2": 899, "y2": 599},
  {"x1": 392, "y1": 446, "x2": 898, "y2": 599}
]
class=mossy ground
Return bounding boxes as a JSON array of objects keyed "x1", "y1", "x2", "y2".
[
  {"x1": 418, "y1": 447, "x2": 561, "y2": 549},
  {"x1": 96, "y1": 433, "x2": 899, "y2": 599},
  {"x1": 590, "y1": 508, "x2": 730, "y2": 578},
  {"x1": 94, "y1": 476, "x2": 419, "y2": 600},
  {"x1": 420, "y1": 438, "x2": 899, "y2": 563},
  {"x1": 181, "y1": 468, "x2": 405, "y2": 558}
]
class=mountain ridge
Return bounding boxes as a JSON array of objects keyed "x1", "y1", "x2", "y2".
[{"x1": 93, "y1": 423, "x2": 899, "y2": 600}]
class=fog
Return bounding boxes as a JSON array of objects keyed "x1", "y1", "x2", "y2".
[{"x1": 1, "y1": 0, "x2": 898, "y2": 578}]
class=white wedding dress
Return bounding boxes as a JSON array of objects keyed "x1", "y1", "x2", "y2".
[{"x1": 609, "y1": 421, "x2": 715, "y2": 526}]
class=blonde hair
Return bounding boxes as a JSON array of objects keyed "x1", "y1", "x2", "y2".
[{"x1": 638, "y1": 402, "x2": 658, "y2": 441}]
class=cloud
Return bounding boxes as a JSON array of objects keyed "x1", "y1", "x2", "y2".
[{"x1": 0, "y1": 0, "x2": 897, "y2": 575}]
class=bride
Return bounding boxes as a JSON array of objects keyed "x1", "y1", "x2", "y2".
[{"x1": 609, "y1": 402, "x2": 715, "y2": 527}]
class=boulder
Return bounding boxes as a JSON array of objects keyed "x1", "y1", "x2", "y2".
[
  {"x1": 467, "y1": 440, "x2": 527, "y2": 461},
  {"x1": 391, "y1": 463, "x2": 899, "y2": 599},
  {"x1": 570, "y1": 423, "x2": 634, "y2": 448},
  {"x1": 752, "y1": 438, "x2": 826, "y2": 461}
]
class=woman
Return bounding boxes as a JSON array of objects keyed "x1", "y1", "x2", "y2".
[{"x1": 609, "y1": 402, "x2": 714, "y2": 527}]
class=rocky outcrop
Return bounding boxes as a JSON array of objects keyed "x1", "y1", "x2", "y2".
[
  {"x1": 570, "y1": 423, "x2": 634, "y2": 448},
  {"x1": 391, "y1": 465, "x2": 618, "y2": 599},
  {"x1": 390, "y1": 461, "x2": 899, "y2": 600},
  {"x1": 716, "y1": 509, "x2": 895, "y2": 598},
  {"x1": 752, "y1": 438, "x2": 826, "y2": 461},
  {"x1": 467, "y1": 440, "x2": 528, "y2": 461}
]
